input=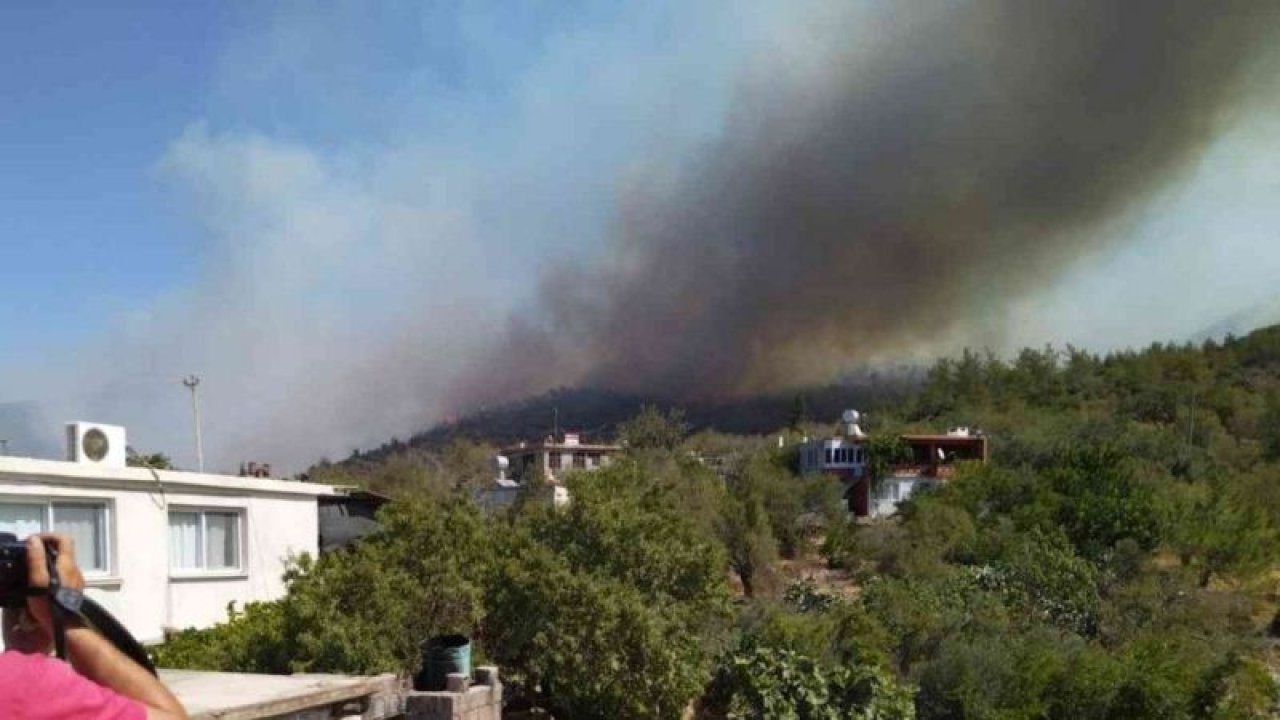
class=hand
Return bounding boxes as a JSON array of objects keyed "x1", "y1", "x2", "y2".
[
  {"x1": 2, "y1": 607, "x2": 52, "y2": 654},
  {"x1": 25, "y1": 534, "x2": 86, "y2": 638}
]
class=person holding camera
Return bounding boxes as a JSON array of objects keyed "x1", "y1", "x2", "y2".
[{"x1": 2, "y1": 534, "x2": 188, "y2": 720}]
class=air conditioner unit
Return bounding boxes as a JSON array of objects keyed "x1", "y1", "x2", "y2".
[{"x1": 66, "y1": 422, "x2": 127, "y2": 469}]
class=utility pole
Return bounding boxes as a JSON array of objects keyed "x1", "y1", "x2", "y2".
[
  {"x1": 183, "y1": 375, "x2": 205, "y2": 472},
  {"x1": 1187, "y1": 392, "x2": 1197, "y2": 449},
  {"x1": 0, "y1": 439, "x2": 7, "y2": 456},
  {"x1": 553, "y1": 406, "x2": 559, "y2": 440}
]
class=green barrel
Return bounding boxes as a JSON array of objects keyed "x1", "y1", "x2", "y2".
[{"x1": 415, "y1": 634, "x2": 472, "y2": 691}]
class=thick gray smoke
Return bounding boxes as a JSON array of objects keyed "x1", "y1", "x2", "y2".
[{"x1": 453, "y1": 1, "x2": 1280, "y2": 407}]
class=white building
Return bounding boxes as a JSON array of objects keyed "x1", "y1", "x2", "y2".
[
  {"x1": 476, "y1": 432, "x2": 620, "y2": 512},
  {"x1": 0, "y1": 422, "x2": 335, "y2": 644},
  {"x1": 798, "y1": 411, "x2": 988, "y2": 518}
]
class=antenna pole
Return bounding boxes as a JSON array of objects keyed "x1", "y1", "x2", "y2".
[
  {"x1": 0, "y1": 439, "x2": 7, "y2": 455},
  {"x1": 183, "y1": 375, "x2": 205, "y2": 472},
  {"x1": 553, "y1": 406, "x2": 559, "y2": 440}
]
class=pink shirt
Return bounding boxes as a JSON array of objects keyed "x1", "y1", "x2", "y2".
[{"x1": 0, "y1": 651, "x2": 146, "y2": 720}]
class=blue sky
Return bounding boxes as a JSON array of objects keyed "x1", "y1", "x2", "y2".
[
  {"x1": 0, "y1": 1, "x2": 778, "y2": 467},
  {"x1": 0, "y1": 3, "x2": 220, "y2": 353},
  {"x1": 2, "y1": 2, "x2": 1278, "y2": 470}
]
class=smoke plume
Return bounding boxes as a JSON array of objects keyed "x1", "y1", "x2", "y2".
[{"x1": 453, "y1": 1, "x2": 1280, "y2": 407}]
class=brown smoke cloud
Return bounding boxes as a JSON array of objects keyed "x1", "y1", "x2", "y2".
[{"x1": 452, "y1": 1, "x2": 1280, "y2": 409}]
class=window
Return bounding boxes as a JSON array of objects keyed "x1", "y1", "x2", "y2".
[
  {"x1": 548, "y1": 451, "x2": 562, "y2": 470},
  {"x1": 573, "y1": 452, "x2": 586, "y2": 469},
  {"x1": 169, "y1": 509, "x2": 243, "y2": 573},
  {"x1": 825, "y1": 448, "x2": 833, "y2": 464},
  {"x1": 0, "y1": 500, "x2": 110, "y2": 574}
]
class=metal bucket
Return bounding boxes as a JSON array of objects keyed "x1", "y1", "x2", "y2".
[{"x1": 414, "y1": 634, "x2": 472, "y2": 691}]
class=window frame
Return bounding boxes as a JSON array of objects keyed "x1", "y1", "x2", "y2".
[
  {"x1": 168, "y1": 506, "x2": 247, "y2": 578},
  {"x1": 0, "y1": 496, "x2": 114, "y2": 578}
]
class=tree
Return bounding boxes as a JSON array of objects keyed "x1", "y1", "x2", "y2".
[
  {"x1": 485, "y1": 461, "x2": 732, "y2": 718},
  {"x1": 863, "y1": 435, "x2": 911, "y2": 497},
  {"x1": 717, "y1": 480, "x2": 777, "y2": 598},
  {"x1": 1171, "y1": 480, "x2": 1277, "y2": 587},
  {"x1": 127, "y1": 451, "x2": 173, "y2": 469},
  {"x1": 618, "y1": 404, "x2": 691, "y2": 451},
  {"x1": 1260, "y1": 392, "x2": 1280, "y2": 461},
  {"x1": 789, "y1": 394, "x2": 810, "y2": 432}
]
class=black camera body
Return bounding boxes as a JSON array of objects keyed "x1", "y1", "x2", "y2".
[{"x1": 0, "y1": 532, "x2": 32, "y2": 608}]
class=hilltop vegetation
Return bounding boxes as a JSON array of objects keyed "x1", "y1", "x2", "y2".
[{"x1": 158, "y1": 326, "x2": 1280, "y2": 718}]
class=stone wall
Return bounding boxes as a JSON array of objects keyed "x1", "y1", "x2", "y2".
[{"x1": 404, "y1": 666, "x2": 502, "y2": 720}]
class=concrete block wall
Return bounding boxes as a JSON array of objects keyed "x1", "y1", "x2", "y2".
[{"x1": 404, "y1": 666, "x2": 502, "y2": 720}]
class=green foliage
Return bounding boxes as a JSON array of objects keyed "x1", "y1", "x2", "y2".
[
  {"x1": 484, "y1": 460, "x2": 733, "y2": 719},
  {"x1": 154, "y1": 498, "x2": 492, "y2": 675},
  {"x1": 783, "y1": 579, "x2": 838, "y2": 614},
  {"x1": 619, "y1": 403, "x2": 691, "y2": 451},
  {"x1": 126, "y1": 451, "x2": 174, "y2": 469},
  {"x1": 973, "y1": 527, "x2": 1101, "y2": 637},
  {"x1": 864, "y1": 435, "x2": 912, "y2": 483},
  {"x1": 705, "y1": 647, "x2": 915, "y2": 720},
  {"x1": 305, "y1": 438, "x2": 497, "y2": 498},
  {"x1": 1193, "y1": 654, "x2": 1280, "y2": 719},
  {"x1": 1170, "y1": 479, "x2": 1279, "y2": 587}
]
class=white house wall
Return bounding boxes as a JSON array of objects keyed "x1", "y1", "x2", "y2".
[{"x1": 0, "y1": 462, "x2": 328, "y2": 645}]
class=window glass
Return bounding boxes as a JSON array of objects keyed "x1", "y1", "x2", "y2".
[
  {"x1": 0, "y1": 502, "x2": 109, "y2": 574},
  {"x1": 169, "y1": 511, "x2": 201, "y2": 570},
  {"x1": 52, "y1": 503, "x2": 107, "y2": 572},
  {"x1": 205, "y1": 512, "x2": 240, "y2": 569},
  {"x1": 0, "y1": 503, "x2": 44, "y2": 539}
]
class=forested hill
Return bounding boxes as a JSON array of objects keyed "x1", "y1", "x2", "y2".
[
  {"x1": 310, "y1": 324, "x2": 1280, "y2": 492},
  {"x1": 338, "y1": 324, "x2": 1280, "y2": 463},
  {"x1": 332, "y1": 370, "x2": 919, "y2": 465}
]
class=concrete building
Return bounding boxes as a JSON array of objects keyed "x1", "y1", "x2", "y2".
[
  {"x1": 798, "y1": 411, "x2": 988, "y2": 517},
  {"x1": 475, "y1": 432, "x2": 621, "y2": 511},
  {"x1": 0, "y1": 421, "x2": 335, "y2": 644},
  {"x1": 497, "y1": 432, "x2": 620, "y2": 485}
]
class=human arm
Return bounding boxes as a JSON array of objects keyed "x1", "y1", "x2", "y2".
[{"x1": 25, "y1": 534, "x2": 188, "y2": 720}]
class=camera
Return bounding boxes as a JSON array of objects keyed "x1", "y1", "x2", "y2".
[{"x1": 0, "y1": 532, "x2": 31, "y2": 608}]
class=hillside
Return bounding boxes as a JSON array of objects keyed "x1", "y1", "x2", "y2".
[
  {"x1": 334, "y1": 369, "x2": 921, "y2": 466},
  {"x1": 168, "y1": 324, "x2": 1280, "y2": 718}
]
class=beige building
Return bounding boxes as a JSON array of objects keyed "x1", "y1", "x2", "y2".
[{"x1": 498, "y1": 432, "x2": 620, "y2": 485}]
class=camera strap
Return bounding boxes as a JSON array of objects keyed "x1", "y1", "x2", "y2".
[{"x1": 24, "y1": 547, "x2": 157, "y2": 676}]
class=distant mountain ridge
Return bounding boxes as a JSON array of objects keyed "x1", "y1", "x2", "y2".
[
  {"x1": 345, "y1": 372, "x2": 921, "y2": 466},
  {"x1": 332, "y1": 318, "x2": 1280, "y2": 471}
]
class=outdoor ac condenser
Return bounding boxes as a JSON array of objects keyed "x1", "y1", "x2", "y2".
[{"x1": 65, "y1": 422, "x2": 128, "y2": 469}]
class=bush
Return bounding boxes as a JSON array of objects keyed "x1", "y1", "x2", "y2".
[
  {"x1": 485, "y1": 461, "x2": 733, "y2": 718},
  {"x1": 703, "y1": 646, "x2": 914, "y2": 720}
]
